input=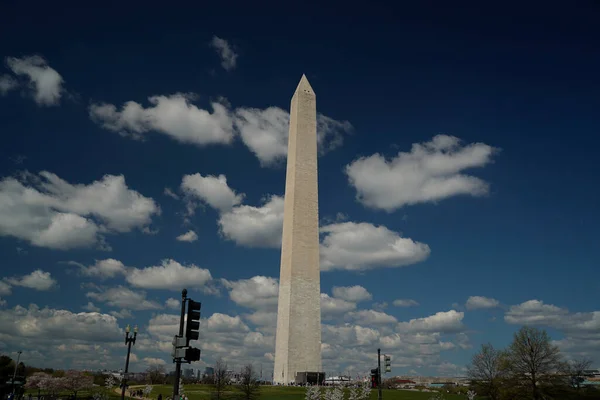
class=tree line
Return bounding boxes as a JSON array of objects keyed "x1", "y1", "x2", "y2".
[{"x1": 468, "y1": 326, "x2": 599, "y2": 399}]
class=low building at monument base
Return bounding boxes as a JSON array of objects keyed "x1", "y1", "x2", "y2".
[{"x1": 294, "y1": 371, "x2": 326, "y2": 385}]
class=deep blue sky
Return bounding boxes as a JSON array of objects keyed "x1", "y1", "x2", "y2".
[{"x1": 0, "y1": 0, "x2": 599, "y2": 377}]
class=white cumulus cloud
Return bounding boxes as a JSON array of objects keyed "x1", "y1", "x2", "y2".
[
  {"x1": 218, "y1": 195, "x2": 284, "y2": 248},
  {"x1": 5, "y1": 55, "x2": 64, "y2": 106},
  {"x1": 332, "y1": 285, "x2": 372, "y2": 302},
  {"x1": 4, "y1": 270, "x2": 57, "y2": 291},
  {"x1": 320, "y1": 221, "x2": 430, "y2": 271},
  {"x1": 465, "y1": 295, "x2": 500, "y2": 310},
  {"x1": 176, "y1": 230, "x2": 198, "y2": 242},
  {"x1": 0, "y1": 171, "x2": 159, "y2": 250},
  {"x1": 320, "y1": 293, "x2": 356, "y2": 316},
  {"x1": 346, "y1": 134, "x2": 498, "y2": 211},
  {"x1": 397, "y1": 310, "x2": 465, "y2": 333},
  {"x1": 89, "y1": 94, "x2": 234, "y2": 146},
  {"x1": 210, "y1": 36, "x2": 238, "y2": 71},
  {"x1": 0, "y1": 304, "x2": 122, "y2": 342},
  {"x1": 393, "y1": 299, "x2": 419, "y2": 307},
  {"x1": 77, "y1": 259, "x2": 127, "y2": 279},
  {"x1": 86, "y1": 286, "x2": 162, "y2": 310},
  {"x1": 0, "y1": 74, "x2": 18, "y2": 95},
  {"x1": 346, "y1": 309, "x2": 398, "y2": 325},
  {"x1": 181, "y1": 173, "x2": 243, "y2": 212},
  {"x1": 234, "y1": 107, "x2": 353, "y2": 166},
  {"x1": 165, "y1": 298, "x2": 180, "y2": 309},
  {"x1": 223, "y1": 276, "x2": 279, "y2": 310},
  {"x1": 126, "y1": 259, "x2": 212, "y2": 291}
]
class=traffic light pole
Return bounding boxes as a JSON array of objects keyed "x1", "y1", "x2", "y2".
[
  {"x1": 377, "y1": 348, "x2": 382, "y2": 400},
  {"x1": 173, "y1": 289, "x2": 187, "y2": 400}
]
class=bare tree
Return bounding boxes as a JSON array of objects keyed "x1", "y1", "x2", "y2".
[
  {"x1": 146, "y1": 365, "x2": 166, "y2": 385},
  {"x1": 566, "y1": 357, "x2": 593, "y2": 390},
  {"x1": 213, "y1": 358, "x2": 230, "y2": 400},
  {"x1": 505, "y1": 326, "x2": 564, "y2": 400},
  {"x1": 239, "y1": 364, "x2": 260, "y2": 400},
  {"x1": 467, "y1": 343, "x2": 505, "y2": 400}
]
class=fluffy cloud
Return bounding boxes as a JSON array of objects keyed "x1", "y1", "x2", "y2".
[
  {"x1": 320, "y1": 222, "x2": 430, "y2": 271},
  {"x1": 0, "y1": 281, "x2": 12, "y2": 296},
  {"x1": 346, "y1": 309, "x2": 398, "y2": 325},
  {"x1": 4, "y1": 55, "x2": 64, "y2": 106},
  {"x1": 244, "y1": 311, "x2": 277, "y2": 328},
  {"x1": 397, "y1": 310, "x2": 465, "y2": 333},
  {"x1": 505, "y1": 299, "x2": 600, "y2": 359},
  {"x1": 178, "y1": 173, "x2": 282, "y2": 248},
  {"x1": 465, "y1": 296, "x2": 500, "y2": 310},
  {"x1": 393, "y1": 299, "x2": 419, "y2": 307},
  {"x1": 176, "y1": 230, "x2": 198, "y2": 242},
  {"x1": 223, "y1": 276, "x2": 279, "y2": 310},
  {"x1": 181, "y1": 173, "x2": 243, "y2": 212},
  {"x1": 0, "y1": 75, "x2": 18, "y2": 95},
  {"x1": 165, "y1": 298, "x2": 180, "y2": 309},
  {"x1": 346, "y1": 134, "x2": 498, "y2": 211},
  {"x1": 143, "y1": 357, "x2": 166, "y2": 366},
  {"x1": 82, "y1": 302, "x2": 100, "y2": 312},
  {"x1": 332, "y1": 285, "x2": 372, "y2": 302},
  {"x1": 76, "y1": 259, "x2": 127, "y2": 279},
  {"x1": 86, "y1": 286, "x2": 162, "y2": 310},
  {"x1": 147, "y1": 313, "x2": 181, "y2": 341},
  {"x1": 210, "y1": 36, "x2": 238, "y2": 71},
  {"x1": 126, "y1": 259, "x2": 212, "y2": 291},
  {"x1": 234, "y1": 107, "x2": 353, "y2": 166},
  {"x1": 4, "y1": 270, "x2": 57, "y2": 291},
  {"x1": 0, "y1": 304, "x2": 121, "y2": 342},
  {"x1": 89, "y1": 94, "x2": 234, "y2": 146},
  {"x1": 0, "y1": 171, "x2": 159, "y2": 250},
  {"x1": 218, "y1": 195, "x2": 284, "y2": 248},
  {"x1": 109, "y1": 309, "x2": 132, "y2": 319},
  {"x1": 320, "y1": 293, "x2": 356, "y2": 316},
  {"x1": 90, "y1": 91, "x2": 352, "y2": 167},
  {"x1": 504, "y1": 300, "x2": 569, "y2": 326}
]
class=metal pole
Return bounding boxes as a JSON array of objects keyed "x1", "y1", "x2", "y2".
[
  {"x1": 377, "y1": 348, "x2": 382, "y2": 400},
  {"x1": 121, "y1": 339, "x2": 133, "y2": 400},
  {"x1": 12, "y1": 350, "x2": 22, "y2": 396},
  {"x1": 173, "y1": 289, "x2": 187, "y2": 400}
]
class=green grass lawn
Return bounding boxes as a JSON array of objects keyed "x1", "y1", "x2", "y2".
[{"x1": 144, "y1": 384, "x2": 471, "y2": 400}]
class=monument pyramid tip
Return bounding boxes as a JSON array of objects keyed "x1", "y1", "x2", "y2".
[{"x1": 296, "y1": 74, "x2": 314, "y2": 94}]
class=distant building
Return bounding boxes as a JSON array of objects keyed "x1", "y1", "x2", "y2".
[
  {"x1": 183, "y1": 369, "x2": 194, "y2": 379},
  {"x1": 204, "y1": 367, "x2": 215, "y2": 377}
]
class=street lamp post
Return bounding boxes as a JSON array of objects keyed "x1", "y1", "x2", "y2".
[
  {"x1": 12, "y1": 350, "x2": 22, "y2": 396},
  {"x1": 121, "y1": 324, "x2": 138, "y2": 400}
]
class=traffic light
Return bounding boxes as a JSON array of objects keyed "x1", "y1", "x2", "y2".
[
  {"x1": 185, "y1": 299, "x2": 201, "y2": 343},
  {"x1": 184, "y1": 347, "x2": 201, "y2": 362},
  {"x1": 384, "y1": 355, "x2": 391, "y2": 373},
  {"x1": 370, "y1": 368, "x2": 378, "y2": 388}
]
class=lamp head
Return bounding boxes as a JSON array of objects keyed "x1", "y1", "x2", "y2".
[
  {"x1": 125, "y1": 324, "x2": 130, "y2": 334},
  {"x1": 134, "y1": 325, "x2": 138, "y2": 334}
]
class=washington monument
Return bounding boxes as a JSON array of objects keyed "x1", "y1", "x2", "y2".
[{"x1": 273, "y1": 75, "x2": 322, "y2": 384}]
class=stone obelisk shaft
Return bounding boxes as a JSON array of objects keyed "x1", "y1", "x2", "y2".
[{"x1": 273, "y1": 75, "x2": 321, "y2": 384}]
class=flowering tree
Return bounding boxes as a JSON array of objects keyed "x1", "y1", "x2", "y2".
[
  {"x1": 25, "y1": 372, "x2": 52, "y2": 393},
  {"x1": 358, "y1": 383, "x2": 370, "y2": 400},
  {"x1": 62, "y1": 370, "x2": 94, "y2": 399},
  {"x1": 105, "y1": 375, "x2": 116, "y2": 390},
  {"x1": 428, "y1": 392, "x2": 446, "y2": 400},
  {"x1": 305, "y1": 385, "x2": 321, "y2": 400},
  {"x1": 47, "y1": 376, "x2": 67, "y2": 397},
  {"x1": 143, "y1": 385, "x2": 153, "y2": 397},
  {"x1": 323, "y1": 387, "x2": 344, "y2": 400}
]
